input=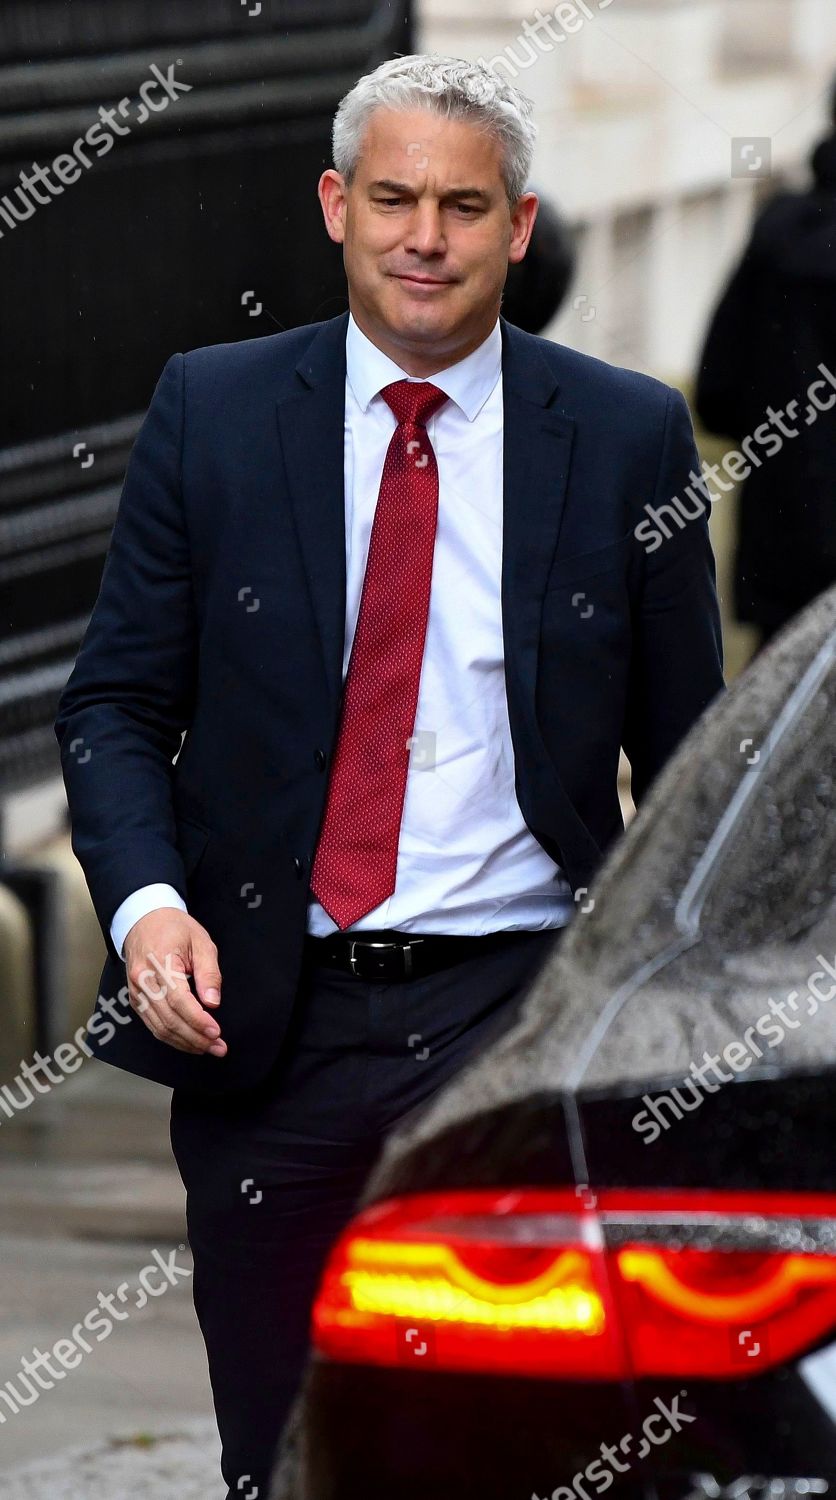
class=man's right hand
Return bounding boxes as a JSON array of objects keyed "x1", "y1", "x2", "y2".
[{"x1": 123, "y1": 908, "x2": 227, "y2": 1057}]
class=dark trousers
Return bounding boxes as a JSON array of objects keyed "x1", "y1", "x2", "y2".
[{"x1": 169, "y1": 926, "x2": 561, "y2": 1499}]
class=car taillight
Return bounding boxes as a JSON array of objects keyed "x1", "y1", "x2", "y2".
[{"x1": 311, "y1": 1188, "x2": 836, "y2": 1379}]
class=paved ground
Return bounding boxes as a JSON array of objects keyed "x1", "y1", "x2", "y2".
[
  {"x1": 0, "y1": 1420, "x2": 223, "y2": 1499},
  {"x1": 0, "y1": 1060, "x2": 223, "y2": 1495}
]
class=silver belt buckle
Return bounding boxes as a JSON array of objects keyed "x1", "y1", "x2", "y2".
[
  {"x1": 347, "y1": 938, "x2": 363, "y2": 977},
  {"x1": 347, "y1": 938, "x2": 424, "y2": 978},
  {"x1": 400, "y1": 938, "x2": 425, "y2": 977},
  {"x1": 347, "y1": 939, "x2": 392, "y2": 978}
]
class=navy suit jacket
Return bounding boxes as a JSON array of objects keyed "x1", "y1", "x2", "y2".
[{"x1": 55, "y1": 312, "x2": 724, "y2": 1097}]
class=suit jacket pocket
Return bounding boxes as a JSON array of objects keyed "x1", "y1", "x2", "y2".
[{"x1": 544, "y1": 531, "x2": 634, "y2": 591}]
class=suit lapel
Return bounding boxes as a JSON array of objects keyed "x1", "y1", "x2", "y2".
[
  {"x1": 499, "y1": 320, "x2": 602, "y2": 869},
  {"x1": 499, "y1": 317, "x2": 575, "y2": 750},
  {"x1": 275, "y1": 314, "x2": 349, "y2": 723}
]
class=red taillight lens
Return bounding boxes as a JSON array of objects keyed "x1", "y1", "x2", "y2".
[
  {"x1": 313, "y1": 1189, "x2": 623, "y2": 1377},
  {"x1": 311, "y1": 1188, "x2": 836, "y2": 1380},
  {"x1": 616, "y1": 1241, "x2": 836, "y2": 1376}
]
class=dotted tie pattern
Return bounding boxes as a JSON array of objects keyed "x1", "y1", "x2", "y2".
[{"x1": 309, "y1": 378, "x2": 450, "y2": 929}]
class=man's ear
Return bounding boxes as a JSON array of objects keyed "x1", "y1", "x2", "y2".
[
  {"x1": 508, "y1": 192, "x2": 539, "y2": 266},
  {"x1": 318, "y1": 170, "x2": 348, "y2": 245}
]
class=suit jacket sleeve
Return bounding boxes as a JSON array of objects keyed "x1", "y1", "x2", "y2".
[
  {"x1": 54, "y1": 353, "x2": 196, "y2": 964},
  {"x1": 623, "y1": 385, "x2": 725, "y2": 806}
]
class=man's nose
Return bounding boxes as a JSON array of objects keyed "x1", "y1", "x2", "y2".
[{"x1": 403, "y1": 203, "x2": 446, "y2": 257}]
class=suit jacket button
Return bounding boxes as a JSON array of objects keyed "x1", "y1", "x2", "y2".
[
  {"x1": 314, "y1": 748, "x2": 326, "y2": 771},
  {"x1": 293, "y1": 856, "x2": 304, "y2": 879}
]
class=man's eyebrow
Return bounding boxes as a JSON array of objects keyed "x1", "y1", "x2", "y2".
[
  {"x1": 368, "y1": 179, "x2": 491, "y2": 202},
  {"x1": 441, "y1": 186, "x2": 491, "y2": 202},
  {"x1": 368, "y1": 179, "x2": 415, "y2": 195}
]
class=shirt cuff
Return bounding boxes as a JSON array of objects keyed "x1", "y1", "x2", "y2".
[{"x1": 110, "y1": 884, "x2": 188, "y2": 961}]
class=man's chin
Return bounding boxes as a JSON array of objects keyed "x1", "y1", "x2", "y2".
[{"x1": 383, "y1": 296, "x2": 460, "y2": 346}]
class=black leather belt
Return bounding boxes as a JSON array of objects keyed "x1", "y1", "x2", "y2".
[{"x1": 303, "y1": 927, "x2": 542, "y2": 983}]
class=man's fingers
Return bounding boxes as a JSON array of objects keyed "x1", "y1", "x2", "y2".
[
  {"x1": 123, "y1": 913, "x2": 228, "y2": 1057},
  {"x1": 131, "y1": 971, "x2": 211, "y2": 1052},
  {"x1": 125, "y1": 925, "x2": 227, "y2": 1056},
  {"x1": 164, "y1": 965, "x2": 221, "y2": 1036},
  {"x1": 153, "y1": 966, "x2": 223, "y2": 1050},
  {"x1": 191, "y1": 933, "x2": 222, "y2": 1009}
]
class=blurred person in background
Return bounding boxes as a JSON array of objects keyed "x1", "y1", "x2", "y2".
[
  {"x1": 696, "y1": 75, "x2": 836, "y2": 648},
  {"x1": 56, "y1": 54, "x2": 723, "y2": 1499},
  {"x1": 501, "y1": 190, "x2": 576, "y2": 332}
]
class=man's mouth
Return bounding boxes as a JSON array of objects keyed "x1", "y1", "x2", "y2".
[{"x1": 392, "y1": 272, "x2": 456, "y2": 287}]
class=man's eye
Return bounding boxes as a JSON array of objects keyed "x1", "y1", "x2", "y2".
[
  {"x1": 378, "y1": 197, "x2": 403, "y2": 207},
  {"x1": 453, "y1": 204, "x2": 479, "y2": 216}
]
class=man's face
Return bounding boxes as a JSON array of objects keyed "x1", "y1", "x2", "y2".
[{"x1": 318, "y1": 106, "x2": 537, "y2": 370}]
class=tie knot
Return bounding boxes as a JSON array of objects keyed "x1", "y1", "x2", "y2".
[{"x1": 380, "y1": 378, "x2": 449, "y2": 428}]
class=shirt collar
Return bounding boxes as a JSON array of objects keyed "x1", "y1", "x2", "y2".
[{"x1": 346, "y1": 311, "x2": 502, "y2": 422}]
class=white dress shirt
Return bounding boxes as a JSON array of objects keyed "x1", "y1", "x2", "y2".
[{"x1": 110, "y1": 314, "x2": 575, "y2": 958}]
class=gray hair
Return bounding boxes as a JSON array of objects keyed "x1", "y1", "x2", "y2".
[{"x1": 332, "y1": 53, "x2": 537, "y2": 205}]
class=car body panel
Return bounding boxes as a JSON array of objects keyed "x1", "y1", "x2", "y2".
[{"x1": 271, "y1": 588, "x2": 836, "y2": 1500}]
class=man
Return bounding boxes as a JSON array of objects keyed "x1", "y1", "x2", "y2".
[
  {"x1": 55, "y1": 53, "x2": 724, "y2": 1500},
  {"x1": 696, "y1": 76, "x2": 836, "y2": 646}
]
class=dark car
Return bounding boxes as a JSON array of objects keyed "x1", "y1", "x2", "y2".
[{"x1": 273, "y1": 586, "x2": 836, "y2": 1500}]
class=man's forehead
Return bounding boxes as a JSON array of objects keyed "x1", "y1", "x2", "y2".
[{"x1": 355, "y1": 107, "x2": 503, "y2": 181}]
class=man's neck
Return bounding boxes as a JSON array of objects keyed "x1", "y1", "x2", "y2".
[{"x1": 348, "y1": 303, "x2": 499, "y2": 378}]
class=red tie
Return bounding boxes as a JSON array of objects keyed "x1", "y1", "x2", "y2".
[{"x1": 309, "y1": 378, "x2": 449, "y2": 929}]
